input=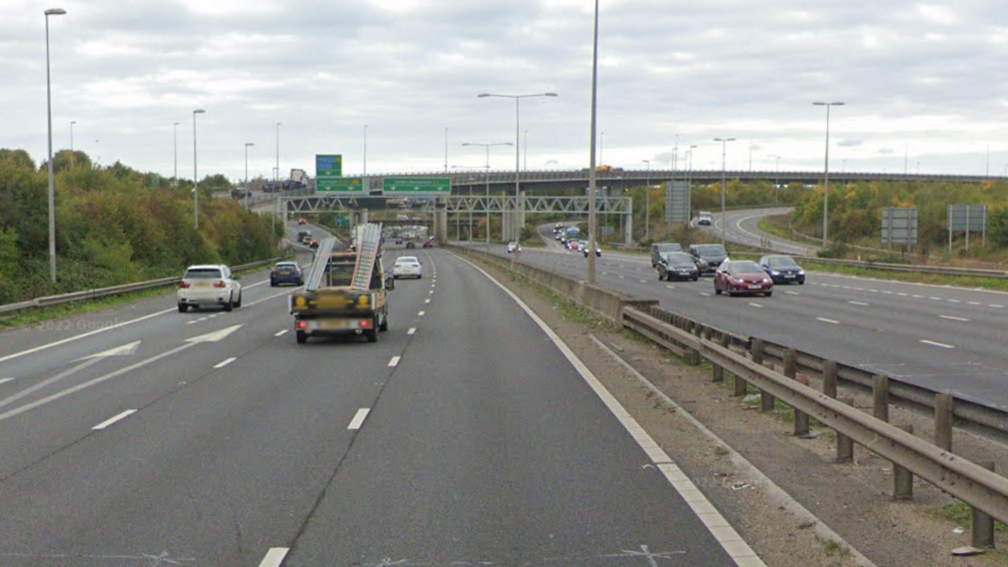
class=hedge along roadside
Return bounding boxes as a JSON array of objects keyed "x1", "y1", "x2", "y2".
[{"x1": 0, "y1": 257, "x2": 281, "y2": 317}]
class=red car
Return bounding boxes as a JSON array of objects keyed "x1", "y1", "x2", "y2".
[
  {"x1": 422, "y1": 240, "x2": 434, "y2": 248},
  {"x1": 714, "y1": 260, "x2": 773, "y2": 297},
  {"x1": 298, "y1": 218, "x2": 307, "y2": 225}
]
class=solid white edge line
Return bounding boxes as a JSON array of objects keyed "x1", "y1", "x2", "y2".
[
  {"x1": 347, "y1": 408, "x2": 371, "y2": 430},
  {"x1": 92, "y1": 409, "x2": 137, "y2": 430},
  {"x1": 257, "y1": 548, "x2": 289, "y2": 567},
  {"x1": 589, "y1": 335, "x2": 877, "y2": 567},
  {"x1": 920, "y1": 339, "x2": 955, "y2": 349},
  {"x1": 213, "y1": 357, "x2": 237, "y2": 369},
  {"x1": 388, "y1": 355, "x2": 401, "y2": 367},
  {"x1": 452, "y1": 253, "x2": 767, "y2": 567},
  {"x1": 0, "y1": 378, "x2": 15, "y2": 385},
  {"x1": 939, "y1": 315, "x2": 970, "y2": 322},
  {"x1": 274, "y1": 329, "x2": 288, "y2": 337},
  {"x1": 408, "y1": 327, "x2": 417, "y2": 335},
  {"x1": 816, "y1": 317, "x2": 840, "y2": 325}
]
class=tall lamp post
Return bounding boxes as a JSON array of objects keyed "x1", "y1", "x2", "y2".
[
  {"x1": 173, "y1": 121, "x2": 179, "y2": 185},
  {"x1": 192, "y1": 108, "x2": 206, "y2": 229},
  {"x1": 275, "y1": 122, "x2": 281, "y2": 182},
  {"x1": 587, "y1": 0, "x2": 600, "y2": 283},
  {"x1": 713, "y1": 138, "x2": 736, "y2": 245},
  {"x1": 813, "y1": 101, "x2": 844, "y2": 247},
  {"x1": 478, "y1": 91, "x2": 558, "y2": 241},
  {"x1": 363, "y1": 124, "x2": 368, "y2": 176},
  {"x1": 44, "y1": 7, "x2": 66, "y2": 283},
  {"x1": 244, "y1": 142, "x2": 255, "y2": 209},
  {"x1": 69, "y1": 120, "x2": 76, "y2": 169},
  {"x1": 444, "y1": 127, "x2": 449, "y2": 173},
  {"x1": 462, "y1": 141, "x2": 512, "y2": 252},
  {"x1": 643, "y1": 159, "x2": 651, "y2": 241},
  {"x1": 452, "y1": 164, "x2": 485, "y2": 242}
]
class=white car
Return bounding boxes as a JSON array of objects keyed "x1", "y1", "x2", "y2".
[
  {"x1": 177, "y1": 265, "x2": 242, "y2": 312},
  {"x1": 392, "y1": 256, "x2": 423, "y2": 279},
  {"x1": 698, "y1": 211, "x2": 713, "y2": 226},
  {"x1": 507, "y1": 241, "x2": 521, "y2": 253}
]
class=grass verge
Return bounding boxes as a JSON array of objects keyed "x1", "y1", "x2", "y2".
[
  {"x1": 932, "y1": 502, "x2": 1008, "y2": 533},
  {"x1": 803, "y1": 261, "x2": 1008, "y2": 292}
]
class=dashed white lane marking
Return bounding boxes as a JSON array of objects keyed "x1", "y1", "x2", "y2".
[
  {"x1": 749, "y1": 303, "x2": 764, "y2": 308},
  {"x1": 867, "y1": 289, "x2": 879, "y2": 293},
  {"x1": 347, "y1": 408, "x2": 371, "y2": 430},
  {"x1": 619, "y1": 275, "x2": 626, "y2": 279},
  {"x1": 425, "y1": 299, "x2": 431, "y2": 304},
  {"x1": 992, "y1": 304, "x2": 1005, "y2": 308},
  {"x1": 929, "y1": 297, "x2": 942, "y2": 301},
  {"x1": 784, "y1": 290, "x2": 800, "y2": 295},
  {"x1": 947, "y1": 299, "x2": 961, "y2": 303},
  {"x1": 0, "y1": 378, "x2": 13, "y2": 385},
  {"x1": 388, "y1": 356, "x2": 401, "y2": 367},
  {"x1": 817, "y1": 317, "x2": 840, "y2": 325},
  {"x1": 186, "y1": 321, "x2": 198, "y2": 325},
  {"x1": 92, "y1": 409, "x2": 137, "y2": 430},
  {"x1": 429, "y1": 290, "x2": 434, "y2": 295},
  {"x1": 968, "y1": 301, "x2": 981, "y2": 306},
  {"x1": 257, "y1": 548, "x2": 289, "y2": 567},
  {"x1": 639, "y1": 279, "x2": 648, "y2": 284},
  {"x1": 921, "y1": 339, "x2": 955, "y2": 349},
  {"x1": 408, "y1": 327, "x2": 417, "y2": 335},
  {"x1": 940, "y1": 315, "x2": 971, "y2": 322},
  {"x1": 274, "y1": 330, "x2": 288, "y2": 337},
  {"x1": 700, "y1": 292, "x2": 712, "y2": 297},
  {"x1": 197, "y1": 317, "x2": 208, "y2": 322},
  {"x1": 418, "y1": 310, "x2": 426, "y2": 317},
  {"x1": 848, "y1": 301, "x2": 869, "y2": 306},
  {"x1": 913, "y1": 294, "x2": 925, "y2": 299},
  {"x1": 666, "y1": 285, "x2": 676, "y2": 290},
  {"x1": 897, "y1": 293, "x2": 908, "y2": 297},
  {"x1": 213, "y1": 357, "x2": 237, "y2": 369}
]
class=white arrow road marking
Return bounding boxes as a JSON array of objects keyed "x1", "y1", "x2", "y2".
[
  {"x1": 92, "y1": 409, "x2": 137, "y2": 430},
  {"x1": 78, "y1": 341, "x2": 141, "y2": 360},
  {"x1": 274, "y1": 330, "x2": 288, "y2": 337},
  {"x1": 0, "y1": 325, "x2": 242, "y2": 425},
  {"x1": 213, "y1": 357, "x2": 237, "y2": 369}
]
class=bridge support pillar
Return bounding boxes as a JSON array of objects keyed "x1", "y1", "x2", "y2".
[
  {"x1": 624, "y1": 210, "x2": 634, "y2": 247},
  {"x1": 435, "y1": 199, "x2": 448, "y2": 244},
  {"x1": 360, "y1": 209, "x2": 369, "y2": 225}
]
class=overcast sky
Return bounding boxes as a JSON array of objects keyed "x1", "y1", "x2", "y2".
[{"x1": 3, "y1": 0, "x2": 1008, "y2": 181}]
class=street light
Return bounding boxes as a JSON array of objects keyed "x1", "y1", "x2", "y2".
[
  {"x1": 44, "y1": 7, "x2": 66, "y2": 283},
  {"x1": 479, "y1": 91, "x2": 558, "y2": 241},
  {"x1": 643, "y1": 159, "x2": 651, "y2": 241},
  {"x1": 444, "y1": 127, "x2": 448, "y2": 173},
  {"x1": 713, "y1": 137, "x2": 736, "y2": 245},
  {"x1": 275, "y1": 122, "x2": 281, "y2": 182},
  {"x1": 363, "y1": 124, "x2": 368, "y2": 176},
  {"x1": 244, "y1": 142, "x2": 255, "y2": 210},
  {"x1": 463, "y1": 142, "x2": 512, "y2": 252},
  {"x1": 587, "y1": 0, "x2": 600, "y2": 283},
  {"x1": 173, "y1": 121, "x2": 179, "y2": 185},
  {"x1": 523, "y1": 129, "x2": 528, "y2": 171},
  {"x1": 192, "y1": 108, "x2": 206, "y2": 229},
  {"x1": 69, "y1": 120, "x2": 76, "y2": 169},
  {"x1": 686, "y1": 144, "x2": 698, "y2": 186},
  {"x1": 813, "y1": 101, "x2": 844, "y2": 246}
]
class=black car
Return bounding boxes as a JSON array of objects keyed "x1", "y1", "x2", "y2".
[
  {"x1": 689, "y1": 243, "x2": 728, "y2": 275},
  {"x1": 650, "y1": 242, "x2": 683, "y2": 267},
  {"x1": 760, "y1": 255, "x2": 806, "y2": 284},
  {"x1": 657, "y1": 252, "x2": 699, "y2": 281},
  {"x1": 270, "y1": 261, "x2": 303, "y2": 287}
]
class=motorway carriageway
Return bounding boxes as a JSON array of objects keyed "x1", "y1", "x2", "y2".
[
  {"x1": 0, "y1": 222, "x2": 753, "y2": 566},
  {"x1": 480, "y1": 224, "x2": 1008, "y2": 410}
]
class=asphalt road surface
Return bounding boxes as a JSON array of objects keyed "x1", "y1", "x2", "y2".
[
  {"x1": 487, "y1": 228, "x2": 1008, "y2": 410},
  {"x1": 698, "y1": 208, "x2": 816, "y2": 256},
  {"x1": 0, "y1": 223, "x2": 747, "y2": 567}
]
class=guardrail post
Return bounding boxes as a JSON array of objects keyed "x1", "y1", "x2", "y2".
[
  {"x1": 703, "y1": 327, "x2": 713, "y2": 341},
  {"x1": 873, "y1": 375, "x2": 890, "y2": 423},
  {"x1": 972, "y1": 461, "x2": 997, "y2": 549},
  {"x1": 750, "y1": 339, "x2": 764, "y2": 365},
  {"x1": 823, "y1": 360, "x2": 838, "y2": 398},
  {"x1": 892, "y1": 424, "x2": 914, "y2": 500},
  {"x1": 712, "y1": 334, "x2": 730, "y2": 384},
  {"x1": 783, "y1": 350, "x2": 809, "y2": 436},
  {"x1": 835, "y1": 396, "x2": 855, "y2": 463},
  {"x1": 759, "y1": 363, "x2": 776, "y2": 413},
  {"x1": 935, "y1": 393, "x2": 954, "y2": 453}
]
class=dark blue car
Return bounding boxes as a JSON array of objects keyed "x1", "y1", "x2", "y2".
[
  {"x1": 270, "y1": 261, "x2": 304, "y2": 287},
  {"x1": 759, "y1": 255, "x2": 805, "y2": 284}
]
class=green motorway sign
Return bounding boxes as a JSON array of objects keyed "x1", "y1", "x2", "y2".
[
  {"x1": 317, "y1": 177, "x2": 365, "y2": 193},
  {"x1": 383, "y1": 177, "x2": 451, "y2": 196}
]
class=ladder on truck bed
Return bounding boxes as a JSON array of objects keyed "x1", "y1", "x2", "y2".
[
  {"x1": 350, "y1": 223, "x2": 383, "y2": 292},
  {"x1": 303, "y1": 237, "x2": 338, "y2": 291}
]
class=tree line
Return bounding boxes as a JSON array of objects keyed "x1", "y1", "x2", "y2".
[{"x1": 0, "y1": 148, "x2": 280, "y2": 304}]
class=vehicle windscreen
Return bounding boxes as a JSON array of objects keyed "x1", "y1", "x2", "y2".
[
  {"x1": 396, "y1": 257, "x2": 419, "y2": 264},
  {"x1": 275, "y1": 263, "x2": 298, "y2": 270},
  {"x1": 766, "y1": 256, "x2": 799, "y2": 268},
  {"x1": 730, "y1": 261, "x2": 762, "y2": 274},
  {"x1": 184, "y1": 268, "x2": 222, "y2": 279},
  {"x1": 656, "y1": 243, "x2": 681, "y2": 253},
  {"x1": 666, "y1": 253, "x2": 695, "y2": 267},
  {"x1": 695, "y1": 245, "x2": 727, "y2": 257},
  {"x1": 325, "y1": 261, "x2": 355, "y2": 287}
]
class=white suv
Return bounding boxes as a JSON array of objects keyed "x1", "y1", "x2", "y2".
[{"x1": 177, "y1": 265, "x2": 242, "y2": 312}]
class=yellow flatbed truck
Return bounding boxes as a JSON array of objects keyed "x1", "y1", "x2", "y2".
[{"x1": 290, "y1": 224, "x2": 391, "y2": 344}]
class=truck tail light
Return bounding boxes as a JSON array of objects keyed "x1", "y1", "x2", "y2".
[
  {"x1": 360, "y1": 319, "x2": 373, "y2": 329},
  {"x1": 296, "y1": 321, "x2": 307, "y2": 330}
]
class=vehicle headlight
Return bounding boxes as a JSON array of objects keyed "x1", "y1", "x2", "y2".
[
  {"x1": 771, "y1": 270, "x2": 780, "y2": 275},
  {"x1": 763, "y1": 278, "x2": 771, "y2": 284},
  {"x1": 798, "y1": 270, "x2": 805, "y2": 275}
]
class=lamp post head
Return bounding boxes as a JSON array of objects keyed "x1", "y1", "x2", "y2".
[
  {"x1": 245, "y1": 142, "x2": 254, "y2": 147},
  {"x1": 71, "y1": 120, "x2": 76, "y2": 125},
  {"x1": 45, "y1": 8, "x2": 66, "y2": 16},
  {"x1": 544, "y1": 92, "x2": 559, "y2": 97},
  {"x1": 477, "y1": 93, "x2": 490, "y2": 98},
  {"x1": 173, "y1": 121, "x2": 179, "y2": 126},
  {"x1": 193, "y1": 109, "x2": 205, "y2": 115}
]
